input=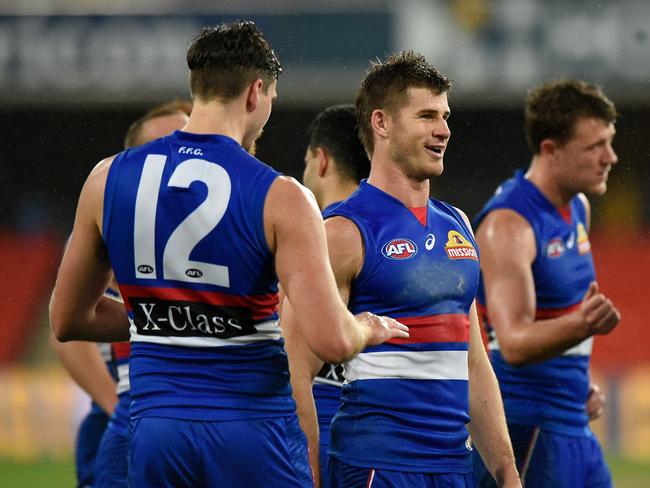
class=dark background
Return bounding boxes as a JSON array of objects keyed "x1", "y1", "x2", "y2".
[{"x1": 2, "y1": 103, "x2": 648, "y2": 237}]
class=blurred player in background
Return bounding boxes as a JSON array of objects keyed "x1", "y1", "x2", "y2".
[
  {"x1": 295, "y1": 103, "x2": 370, "y2": 484},
  {"x1": 472, "y1": 80, "x2": 620, "y2": 488},
  {"x1": 50, "y1": 100, "x2": 190, "y2": 488},
  {"x1": 50, "y1": 20, "x2": 407, "y2": 488},
  {"x1": 284, "y1": 51, "x2": 520, "y2": 488},
  {"x1": 49, "y1": 338, "x2": 115, "y2": 488}
]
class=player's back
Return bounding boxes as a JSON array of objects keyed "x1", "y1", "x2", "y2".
[{"x1": 102, "y1": 130, "x2": 293, "y2": 422}]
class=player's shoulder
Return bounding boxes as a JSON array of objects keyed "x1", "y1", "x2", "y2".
[
  {"x1": 265, "y1": 176, "x2": 321, "y2": 225},
  {"x1": 324, "y1": 215, "x2": 362, "y2": 246},
  {"x1": 427, "y1": 197, "x2": 473, "y2": 231},
  {"x1": 268, "y1": 175, "x2": 314, "y2": 205},
  {"x1": 480, "y1": 207, "x2": 532, "y2": 234},
  {"x1": 324, "y1": 215, "x2": 364, "y2": 275},
  {"x1": 476, "y1": 208, "x2": 536, "y2": 262},
  {"x1": 450, "y1": 205, "x2": 473, "y2": 232},
  {"x1": 324, "y1": 185, "x2": 371, "y2": 224},
  {"x1": 85, "y1": 155, "x2": 117, "y2": 191}
]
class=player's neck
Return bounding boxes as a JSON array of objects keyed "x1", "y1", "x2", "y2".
[
  {"x1": 182, "y1": 100, "x2": 246, "y2": 145},
  {"x1": 319, "y1": 179, "x2": 359, "y2": 210},
  {"x1": 367, "y1": 161, "x2": 430, "y2": 208},
  {"x1": 526, "y1": 158, "x2": 575, "y2": 208}
]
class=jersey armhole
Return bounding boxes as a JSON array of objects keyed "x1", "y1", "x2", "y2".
[
  {"x1": 325, "y1": 212, "x2": 373, "y2": 291},
  {"x1": 575, "y1": 194, "x2": 590, "y2": 231},
  {"x1": 256, "y1": 171, "x2": 282, "y2": 258},
  {"x1": 102, "y1": 152, "x2": 125, "y2": 243},
  {"x1": 484, "y1": 205, "x2": 541, "y2": 263}
]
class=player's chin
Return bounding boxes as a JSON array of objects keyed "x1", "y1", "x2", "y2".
[
  {"x1": 427, "y1": 160, "x2": 444, "y2": 178},
  {"x1": 587, "y1": 181, "x2": 608, "y2": 196}
]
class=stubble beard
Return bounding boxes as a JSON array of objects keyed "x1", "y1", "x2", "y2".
[{"x1": 390, "y1": 139, "x2": 442, "y2": 182}]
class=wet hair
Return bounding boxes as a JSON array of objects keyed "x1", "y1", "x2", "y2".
[
  {"x1": 525, "y1": 79, "x2": 617, "y2": 154},
  {"x1": 306, "y1": 104, "x2": 370, "y2": 182},
  {"x1": 356, "y1": 50, "x2": 451, "y2": 156},
  {"x1": 187, "y1": 20, "x2": 282, "y2": 102},
  {"x1": 124, "y1": 100, "x2": 192, "y2": 148}
]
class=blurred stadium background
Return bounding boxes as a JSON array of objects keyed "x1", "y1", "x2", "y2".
[{"x1": 0, "y1": 0, "x2": 649, "y2": 485}]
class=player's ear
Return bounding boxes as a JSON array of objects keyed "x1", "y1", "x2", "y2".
[
  {"x1": 539, "y1": 138, "x2": 558, "y2": 159},
  {"x1": 245, "y1": 78, "x2": 264, "y2": 112},
  {"x1": 316, "y1": 147, "x2": 329, "y2": 177},
  {"x1": 371, "y1": 109, "x2": 390, "y2": 141}
]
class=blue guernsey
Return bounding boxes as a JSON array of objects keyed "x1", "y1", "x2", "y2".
[
  {"x1": 326, "y1": 181, "x2": 480, "y2": 473},
  {"x1": 474, "y1": 170, "x2": 596, "y2": 436},
  {"x1": 102, "y1": 131, "x2": 295, "y2": 421}
]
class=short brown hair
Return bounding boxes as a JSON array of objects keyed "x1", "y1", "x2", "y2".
[
  {"x1": 124, "y1": 100, "x2": 192, "y2": 148},
  {"x1": 356, "y1": 50, "x2": 451, "y2": 156},
  {"x1": 187, "y1": 20, "x2": 281, "y2": 102},
  {"x1": 525, "y1": 79, "x2": 617, "y2": 154}
]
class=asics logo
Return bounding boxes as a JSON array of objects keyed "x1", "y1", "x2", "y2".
[{"x1": 425, "y1": 234, "x2": 436, "y2": 251}]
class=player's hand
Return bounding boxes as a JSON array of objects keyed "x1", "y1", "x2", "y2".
[
  {"x1": 356, "y1": 312, "x2": 409, "y2": 346},
  {"x1": 587, "y1": 383, "x2": 606, "y2": 420},
  {"x1": 579, "y1": 282, "x2": 620, "y2": 337}
]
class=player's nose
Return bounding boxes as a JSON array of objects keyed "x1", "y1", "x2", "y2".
[
  {"x1": 434, "y1": 118, "x2": 451, "y2": 140},
  {"x1": 604, "y1": 143, "x2": 618, "y2": 166}
]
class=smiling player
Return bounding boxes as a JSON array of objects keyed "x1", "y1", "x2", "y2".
[{"x1": 284, "y1": 51, "x2": 519, "y2": 488}]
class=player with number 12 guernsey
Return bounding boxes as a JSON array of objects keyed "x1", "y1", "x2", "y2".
[{"x1": 50, "y1": 21, "x2": 408, "y2": 488}]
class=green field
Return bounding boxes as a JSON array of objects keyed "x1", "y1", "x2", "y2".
[
  {"x1": 0, "y1": 455, "x2": 648, "y2": 487},
  {"x1": 0, "y1": 458, "x2": 74, "y2": 488}
]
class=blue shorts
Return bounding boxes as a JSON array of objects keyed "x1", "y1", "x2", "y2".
[
  {"x1": 94, "y1": 425, "x2": 130, "y2": 488},
  {"x1": 75, "y1": 406, "x2": 109, "y2": 488},
  {"x1": 472, "y1": 424, "x2": 612, "y2": 488},
  {"x1": 327, "y1": 457, "x2": 476, "y2": 488},
  {"x1": 129, "y1": 416, "x2": 313, "y2": 487}
]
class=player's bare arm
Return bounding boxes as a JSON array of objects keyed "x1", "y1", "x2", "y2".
[
  {"x1": 578, "y1": 192, "x2": 610, "y2": 421},
  {"x1": 450, "y1": 207, "x2": 519, "y2": 486},
  {"x1": 282, "y1": 300, "x2": 326, "y2": 488},
  {"x1": 282, "y1": 209, "x2": 407, "y2": 484},
  {"x1": 266, "y1": 176, "x2": 408, "y2": 364},
  {"x1": 466, "y1": 301, "x2": 521, "y2": 487},
  {"x1": 476, "y1": 208, "x2": 620, "y2": 366},
  {"x1": 50, "y1": 157, "x2": 131, "y2": 342},
  {"x1": 50, "y1": 336, "x2": 117, "y2": 415}
]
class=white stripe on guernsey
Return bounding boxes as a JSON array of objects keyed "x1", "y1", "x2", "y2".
[
  {"x1": 489, "y1": 336, "x2": 593, "y2": 356},
  {"x1": 128, "y1": 319, "x2": 282, "y2": 347},
  {"x1": 314, "y1": 377, "x2": 342, "y2": 387},
  {"x1": 116, "y1": 364, "x2": 130, "y2": 394},
  {"x1": 520, "y1": 427, "x2": 540, "y2": 483},
  {"x1": 563, "y1": 337, "x2": 593, "y2": 356},
  {"x1": 345, "y1": 350, "x2": 468, "y2": 381},
  {"x1": 367, "y1": 469, "x2": 375, "y2": 487}
]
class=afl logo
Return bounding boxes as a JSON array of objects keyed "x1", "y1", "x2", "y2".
[
  {"x1": 185, "y1": 268, "x2": 203, "y2": 278},
  {"x1": 382, "y1": 238, "x2": 418, "y2": 260},
  {"x1": 137, "y1": 264, "x2": 154, "y2": 274},
  {"x1": 546, "y1": 238, "x2": 565, "y2": 258}
]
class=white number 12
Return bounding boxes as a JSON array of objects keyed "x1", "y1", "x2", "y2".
[{"x1": 133, "y1": 154, "x2": 231, "y2": 287}]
